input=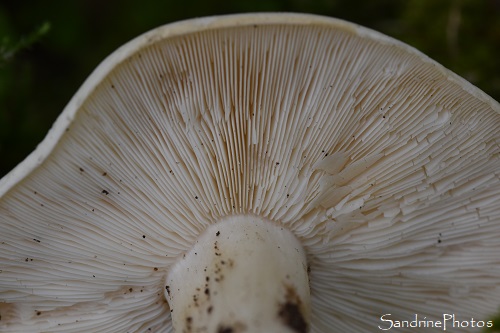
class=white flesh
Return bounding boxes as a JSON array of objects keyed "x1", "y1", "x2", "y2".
[{"x1": 166, "y1": 215, "x2": 310, "y2": 333}]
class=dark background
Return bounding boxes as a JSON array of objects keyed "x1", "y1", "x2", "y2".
[{"x1": 1, "y1": 0, "x2": 499, "y2": 179}]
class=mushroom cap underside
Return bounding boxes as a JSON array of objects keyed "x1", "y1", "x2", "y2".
[{"x1": 1, "y1": 13, "x2": 500, "y2": 332}]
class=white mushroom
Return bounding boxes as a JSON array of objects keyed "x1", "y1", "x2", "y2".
[{"x1": 1, "y1": 13, "x2": 500, "y2": 333}]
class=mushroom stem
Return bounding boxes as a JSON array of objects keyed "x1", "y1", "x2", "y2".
[{"x1": 165, "y1": 215, "x2": 311, "y2": 333}]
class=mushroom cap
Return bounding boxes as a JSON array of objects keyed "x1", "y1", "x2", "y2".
[{"x1": 1, "y1": 13, "x2": 500, "y2": 332}]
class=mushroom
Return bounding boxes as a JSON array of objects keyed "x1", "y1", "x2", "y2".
[{"x1": 1, "y1": 12, "x2": 499, "y2": 333}]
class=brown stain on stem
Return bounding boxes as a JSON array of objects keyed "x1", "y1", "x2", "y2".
[{"x1": 278, "y1": 284, "x2": 308, "y2": 333}]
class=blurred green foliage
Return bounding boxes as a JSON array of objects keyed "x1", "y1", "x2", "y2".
[
  {"x1": 0, "y1": 0, "x2": 499, "y2": 329},
  {"x1": 0, "y1": 21, "x2": 50, "y2": 66},
  {"x1": 1, "y1": 0, "x2": 499, "y2": 178}
]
